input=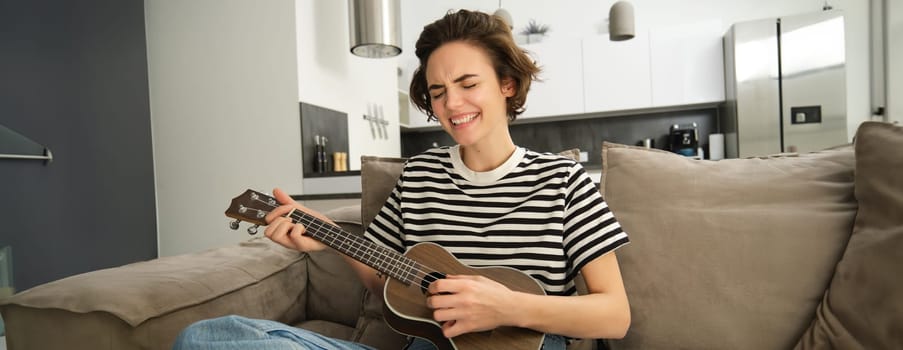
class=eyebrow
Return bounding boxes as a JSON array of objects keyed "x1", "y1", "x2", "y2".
[{"x1": 428, "y1": 74, "x2": 479, "y2": 91}]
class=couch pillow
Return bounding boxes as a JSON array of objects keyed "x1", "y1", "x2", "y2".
[
  {"x1": 601, "y1": 142, "x2": 856, "y2": 350},
  {"x1": 796, "y1": 121, "x2": 903, "y2": 349}
]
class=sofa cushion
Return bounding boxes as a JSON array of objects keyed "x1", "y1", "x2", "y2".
[
  {"x1": 0, "y1": 238, "x2": 305, "y2": 327},
  {"x1": 796, "y1": 121, "x2": 903, "y2": 349},
  {"x1": 0, "y1": 238, "x2": 309, "y2": 350},
  {"x1": 600, "y1": 142, "x2": 856, "y2": 350}
]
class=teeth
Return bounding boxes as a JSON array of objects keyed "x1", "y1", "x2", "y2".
[{"x1": 451, "y1": 113, "x2": 478, "y2": 125}]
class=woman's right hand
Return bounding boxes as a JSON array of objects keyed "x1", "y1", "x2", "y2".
[{"x1": 263, "y1": 188, "x2": 328, "y2": 253}]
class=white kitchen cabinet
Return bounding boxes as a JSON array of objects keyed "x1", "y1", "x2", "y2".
[
  {"x1": 582, "y1": 34, "x2": 652, "y2": 113},
  {"x1": 649, "y1": 19, "x2": 725, "y2": 107},
  {"x1": 519, "y1": 38, "x2": 585, "y2": 119},
  {"x1": 399, "y1": 20, "x2": 726, "y2": 129}
]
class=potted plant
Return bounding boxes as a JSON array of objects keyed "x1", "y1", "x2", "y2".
[{"x1": 520, "y1": 19, "x2": 550, "y2": 44}]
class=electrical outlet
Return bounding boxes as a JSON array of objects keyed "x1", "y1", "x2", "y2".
[{"x1": 790, "y1": 106, "x2": 822, "y2": 124}]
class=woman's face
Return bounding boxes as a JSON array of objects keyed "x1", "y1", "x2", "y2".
[{"x1": 425, "y1": 41, "x2": 514, "y2": 148}]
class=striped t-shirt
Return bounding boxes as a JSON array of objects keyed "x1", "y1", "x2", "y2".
[{"x1": 364, "y1": 145, "x2": 629, "y2": 296}]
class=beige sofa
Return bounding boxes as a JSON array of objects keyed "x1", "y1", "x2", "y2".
[{"x1": 1, "y1": 121, "x2": 901, "y2": 350}]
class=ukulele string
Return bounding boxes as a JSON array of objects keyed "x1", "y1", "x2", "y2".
[
  {"x1": 289, "y1": 210, "x2": 448, "y2": 286},
  {"x1": 250, "y1": 196, "x2": 445, "y2": 286}
]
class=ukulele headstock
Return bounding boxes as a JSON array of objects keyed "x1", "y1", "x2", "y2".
[{"x1": 225, "y1": 189, "x2": 277, "y2": 230}]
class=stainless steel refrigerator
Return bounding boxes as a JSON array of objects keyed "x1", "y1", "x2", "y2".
[{"x1": 721, "y1": 10, "x2": 847, "y2": 158}]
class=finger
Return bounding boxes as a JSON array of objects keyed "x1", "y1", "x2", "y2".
[
  {"x1": 264, "y1": 216, "x2": 294, "y2": 236},
  {"x1": 427, "y1": 279, "x2": 439, "y2": 295},
  {"x1": 267, "y1": 190, "x2": 336, "y2": 228},
  {"x1": 286, "y1": 223, "x2": 308, "y2": 247},
  {"x1": 438, "y1": 275, "x2": 480, "y2": 290},
  {"x1": 433, "y1": 307, "x2": 457, "y2": 323},
  {"x1": 441, "y1": 319, "x2": 466, "y2": 338},
  {"x1": 279, "y1": 219, "x2": 305, "y2": 240},
  {"x1": 263, "y1": 216, "x2": 284, "y2": 238},
  {"x1": 446, "y1": 274, "x2": 481, "y2": 281},
  {"x1": 267, "y1": 219, "x2": 292, "y2": 243},
  {"x1": 428, "y1": 278, "x2": 451, "y2": 295},
  {"x1": 265, "y1": 204, "x2": 296, "y2": 223},
  {"x1": 427, "y1": 294, "x2": 452, "y2": 310},
  {"x1": 273, "y1": 188, "x2": 295, "y2": 205}
]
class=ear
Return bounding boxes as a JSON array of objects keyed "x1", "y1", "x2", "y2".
[{"x1": 500, "y1": 78, "x2": 516, "y2": 97}]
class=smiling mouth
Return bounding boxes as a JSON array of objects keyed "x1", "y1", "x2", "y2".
[{"x1": 450, "y1": 113, "x2": 479, "y2": 126}]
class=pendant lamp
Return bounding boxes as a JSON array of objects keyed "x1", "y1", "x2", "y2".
[
  {"x1": 493, "y1": 1, "x2": 513, "y2": 30},
  {"x1": 493, "y1": 8, "x2": 513, "y2": 30},
  {"x1": 609, "y1": 1, "x2": 635, "y2": 41},
  {"x1": 348, "y1": 0, "x2": 402, "y2": 58}
]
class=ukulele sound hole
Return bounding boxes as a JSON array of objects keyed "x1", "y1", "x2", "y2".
[{"x1": 420, "y1": 272, "x2": 446, "y2": 294}]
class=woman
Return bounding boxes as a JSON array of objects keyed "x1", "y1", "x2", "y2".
[{"x1": 174, "y1": 9, "x2": 630, "y2": 350}]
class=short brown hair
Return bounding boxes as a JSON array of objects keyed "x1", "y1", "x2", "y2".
[{"x1": 409, "y1": 9, "x2": 540, "y2": 122}]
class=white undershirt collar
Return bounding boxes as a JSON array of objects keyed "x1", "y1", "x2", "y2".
[{"x1": 448, "y1": 145, "x2": 526, "y2": 185}]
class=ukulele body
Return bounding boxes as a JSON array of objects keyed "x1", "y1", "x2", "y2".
[{"x1": 382, "y1": 242, "x2": 546, "y2": 350}]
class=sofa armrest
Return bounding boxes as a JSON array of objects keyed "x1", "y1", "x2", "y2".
[{"x1": 0, "y1": 237, "x2": 309, "y2": 350}]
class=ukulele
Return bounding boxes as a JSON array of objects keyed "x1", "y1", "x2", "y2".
[{"x1": 225, "y1": 189, "x2": 546, "y2": 350}]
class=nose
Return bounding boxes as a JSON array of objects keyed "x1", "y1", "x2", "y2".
[{"x1": 444, "y1": 88, "x2": 463, "y2": 109}]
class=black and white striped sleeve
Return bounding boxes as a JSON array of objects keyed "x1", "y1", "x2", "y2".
[
  {"x1": 561, "y1": 163, "x2": 629, "y2": 279},
  {"x1": 364, "y1": 177, "x2": 406, "y2": 254}
]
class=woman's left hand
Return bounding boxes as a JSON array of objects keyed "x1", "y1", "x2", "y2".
[{"x1": 425, "y1": 274, "x2": 519, "y2": 338}]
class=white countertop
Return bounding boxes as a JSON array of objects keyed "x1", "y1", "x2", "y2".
[{"x1": 301, "y1": 174, "x2": 361, "y2": 195}]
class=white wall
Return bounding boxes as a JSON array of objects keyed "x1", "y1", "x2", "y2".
[
  {"x1": 296, "y1": 0, "x2": 401, "y2": 171},
  {"x1": 399, "y1": 0, "x2": 872, "y2": 140},
  {"x1": 889, "y1": 0, "x2": 903, "y2": 124},
  {"x1": 146, "y1": 0, "x2": 302, "y2": 256}
]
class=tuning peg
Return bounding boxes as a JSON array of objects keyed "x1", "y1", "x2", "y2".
[
  {"x1": 229, "y1": 219, "x2": 241, "y2": 230},
  {"x1": 247, "y1": 225, "x2": 259, "y2": 235}
]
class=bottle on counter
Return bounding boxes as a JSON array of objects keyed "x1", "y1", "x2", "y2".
[
  {"x1": 319, "y1": 137, "x2": 328, "y2": 173},
  {"x1": 333, "y1": 152, "x2": 342, "y2": 172},
  {"x1": 313, "y1": 135, "x2": 322, "y2": 173}
]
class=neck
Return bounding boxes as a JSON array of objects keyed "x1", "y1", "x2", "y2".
[{"x1": 459, "y1": 131, "x2": 516, "y2": 172}]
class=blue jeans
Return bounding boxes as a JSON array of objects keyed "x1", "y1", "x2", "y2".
[{"x1": 173, "y1": 315, "x2": 566, "y2": 350}]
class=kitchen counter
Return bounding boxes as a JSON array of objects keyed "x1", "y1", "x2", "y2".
[
  {"x1": 291, "y1": 192, "x2": 360, "y2": 201},
  {"x1": 297, "y1": 165, "x2": 601, "y2": 201}
]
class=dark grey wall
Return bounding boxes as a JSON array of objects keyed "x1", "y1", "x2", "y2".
[
  {"x1": 0, "y1": 0, "x2": 157, "y2": 290},
  {"x1": 402, "y1": 108, "x2": 718, "y2": 168}
]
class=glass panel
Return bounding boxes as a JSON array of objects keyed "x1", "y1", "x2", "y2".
[{"x1": 1, "y1": 124, "x2": 52, "y2": 162}]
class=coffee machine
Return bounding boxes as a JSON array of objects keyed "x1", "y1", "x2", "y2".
[{"x1": 669, "y1": 123, "x2": 699, "y2": 157}]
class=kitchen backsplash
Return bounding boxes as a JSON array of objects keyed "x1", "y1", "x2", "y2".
[
  {"x1": 300, "y1": 102, "x2": 350, "y2": 177},
  {"x1": 401, "y1": 107, "x2": 718, "y2": 168}
]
